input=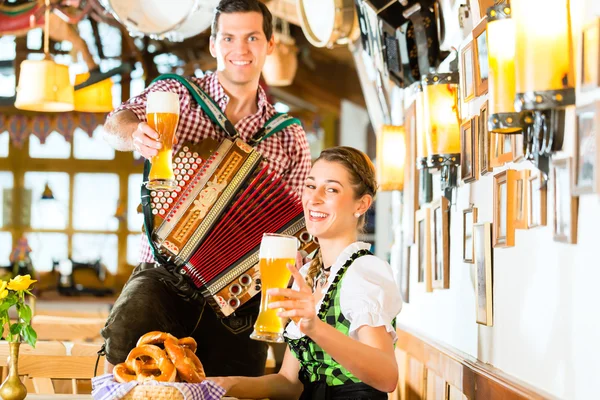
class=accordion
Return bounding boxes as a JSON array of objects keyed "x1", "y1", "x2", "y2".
[{"x1": 146, "y1": 137, "x2": 317, "y2": 318}]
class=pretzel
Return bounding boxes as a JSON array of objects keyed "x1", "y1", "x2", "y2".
[
  {"x1": 164, "y1": 338, "x2": 205, "y2": 383},
  {"x1": 126, "y1": 344, "x2": 177, "y2": 382},
  {"x1": 136, "y1": 331, "x2": 178, "y2": 347},
  {"x1": 177, "y1": 336, "x2": 197, "y2": 353},
  {"x1": 113, "y1": 363, "x2": 137, "y2": 383}
]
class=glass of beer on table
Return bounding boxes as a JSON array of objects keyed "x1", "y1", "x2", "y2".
[
  {"x1": 250, "y1": 233, "x2": 297, "y2": 343},
  {"x1": 146, "y1": 91, "x2": 180, "y2": 190}
]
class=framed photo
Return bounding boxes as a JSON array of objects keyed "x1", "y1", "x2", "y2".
[
  {"x1": 415, "y1": 207, "x2": 432, "y2": 292},
  {"x1": 582, "y1": 18, "x2": 600, "y2": 91},
  {"x1": 472, "y1": 17, "x2": 489, "y2": 96},
  {"x1": 474, "y1": 222, "x2": 493, "y2": 326},
  {"x1": 493, "y1": 169, "x2": 518, "y2": 248},
  {"x1": 512, "y1": 134, "x2": 525, "y2": 163},
  {"x1": 515, "y1": 170, "x2": 530, "y2": 229},
  {"x1": 489, "y1": 132, "x2": 513, "y2": 168},
  {"x1": 430, "y1": 197, "x2": 450, "y2": 290},
  {"x1": 573, "y1": 103, "x2": 599, "y2": 195},
  {"x1": 404, "y1": 102, "x2": 420, "y2": 243},
  {"x1": 461, "y1": 118, "x2": 478, "y2": 183},
  {"x1": 463, "y1": 205, "x2": 478, "y2": 263},
  {"x1": 552, "y1": 158, "x2": 579, "y2": 244},
  {"x1": 400, "y1": 244, "x2": 412, "y2": 303},
  {"x1": 528, "y1": 170, "x2": 547, "y2": 228},
  {"x1": 460, "y1": 41, "x2": 475, "y2": 103},
  {"x1": 476, "y1": 0, "x2": 495, "y2": 19},
  {"x1": 419, "y1": 169, "x2": 433, "y2": 206},
  {"x1": 479, "y1": 101, "x2": 492, "y2": 175}
]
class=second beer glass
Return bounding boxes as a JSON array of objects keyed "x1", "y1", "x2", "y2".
[
  {"x1": 146, "y1": 91, "x2": 179, "y2": 190},
  {"x1": 250, "y1": 233, "x2": 297, "y2": 343}
]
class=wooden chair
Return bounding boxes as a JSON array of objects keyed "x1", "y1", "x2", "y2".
[{"x1": 32, "y1": 315, "x2": 105, "y2": 342}]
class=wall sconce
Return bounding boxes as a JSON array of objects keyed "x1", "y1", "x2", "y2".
[
  {"x1": 376, "y1": 124, "x2": 406, "y2": 191},
  {"x1": 416, "y1": 72, "x2": 461, "y2": 203},
  {"x1": 512, "y1": 0, "x2": 576, "y2": 176}
]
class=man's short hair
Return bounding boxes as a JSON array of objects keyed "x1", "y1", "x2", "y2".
[{"x1": 211, "y1": 0, "x2": 273, "y2": 40}]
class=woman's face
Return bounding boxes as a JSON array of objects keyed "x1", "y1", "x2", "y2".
[{"x1": 302, "y1": 160, "x2": 369, "y2": 240}]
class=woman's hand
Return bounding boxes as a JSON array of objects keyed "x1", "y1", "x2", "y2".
[
  {"x1": 207, "y1": 376, "x2": 236, "y2": 392},
  {"x1": 268, "y1": 263, "x2": 319, "y2": 336}
]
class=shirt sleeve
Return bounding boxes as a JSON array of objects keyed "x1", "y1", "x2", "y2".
[
  {"x1": 283, "y1": 124, "x2": 311, "y2": 196},
  {"x1": 108, "y1": 78, "x2": 194, "y2": 124},
  {"x1": 340, "y1": 255, "x2": 403, "y2": 343}
]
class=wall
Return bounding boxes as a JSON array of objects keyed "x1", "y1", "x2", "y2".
[{"x1": 377, "y1": 1, "x2": 600, "y2": 399}]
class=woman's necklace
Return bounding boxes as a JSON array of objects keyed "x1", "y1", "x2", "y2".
[{"x1": 316, "y1": 267, "x2": 331, "y2": 288}]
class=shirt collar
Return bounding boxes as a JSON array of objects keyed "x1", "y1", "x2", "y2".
[{"x1": 328, "y1": 242, "x2": 372, "y2": 278}]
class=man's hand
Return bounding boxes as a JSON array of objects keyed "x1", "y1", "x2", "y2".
[{"x1": 132, "y1": 122, "x2": 162, "y2": 159}]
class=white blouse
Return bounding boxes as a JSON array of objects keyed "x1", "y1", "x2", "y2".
[{"x1": 284, "y1": 242, "x2": 402, "y2": 343}]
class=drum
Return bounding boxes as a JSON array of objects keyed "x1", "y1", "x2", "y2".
[
  {"x1": 297, "y1": 0, "x2": 359, "y2": 48},
  {"x1": 99, "y1": 0, "x2": 219, "y2": 41}
]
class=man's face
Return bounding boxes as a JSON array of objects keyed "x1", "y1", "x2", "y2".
[{"x1": 210, "y1": 11, "x2": 274, "y2": 86}]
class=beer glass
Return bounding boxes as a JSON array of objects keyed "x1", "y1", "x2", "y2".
[
  {"x1": 146, "y1": 91, "x2": 180, "y2": 190},
  {"x1": 250, "y1": 233, "x2": 297, "y2": 343}
]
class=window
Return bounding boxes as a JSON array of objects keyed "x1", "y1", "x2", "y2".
[
  {"x1": 24, "y1": 172, "x2": 69, "y2": 230},
  {"x1": 0, "y1": 232, "x2": 11, "y2": 266},
  {"x1": 25, "y1": 232, "x2": 68, "y2": 271},
  {"x1": 74, "y1": 127, "x2": 115, "y2": 160},
  {"x1": 128, "y1": 174, "x2": 144, "y2": 231},
  {"x1": 0, "y1": 132, "x2": 8, "y2": 158},
  {"x1": 29, "y1": 131, "x2": 71, "y2": 159},
  {"x1": 73, "y1": 173, "x2": 119, "y2": 231},
  {"x1": 72, "y1": 233, "x2": 118, "y2": 273},
  {"x1": 0, "y1": 172, "x2": 13, "y2": 228},
  {"x1": 127, "y1": 234, "x2": 141, "y2": 266}
]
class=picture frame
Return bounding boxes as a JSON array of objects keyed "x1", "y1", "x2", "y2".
[
  {"x1": 404, "y1": 102, "x2": 420, "y2": 243},
  {"x1": 573, "y1": 103, "x2": 599, "y2": 196},
  {"x1": 415, "y1": 207, "x2": 432, "y2": 292},
  {"x1": 430, "y1": 197, "x2": 450, "y2": 290},
  {"x1": 474, "y1": 222, "x2": 493, "y2": 326},
  {"x1": 493, "y1": 169, "x2": 518, "y2": 248},
  {"x1": 479, "y1": 101, "x2": 492, "y2": 175},
  {"x1": 460, "y1": 40, "x2": 475, "y2": 103},
  {"x1": 515, "y1": 169, "x2": 530, "y2": 229},
  {"x1": 582, "y1": 18, "x2": 600, "y2": 91},
  {"x1": 528, "y1": 170, "x2": 548, "y2": 228},
  {"x1": 512, "y1": 133, "x2": 525, "y2": 163},
  {"x1": 400, "y1": 244, "x2": 412, "y2": 303},
  {"x1": 552, "y1": 158, "x2": 579, "y2": 244},
  {"x1": 489, "y1": 132, "x2": 513, "y2": 168},
  {"x1": 476, "y1": 0, "x2": 495, "y2": 19},
  {"x1": 463, "y1": 205, "x2": 478, "y2": 263},
  {"x1": 472, "y1": 17, "x2": 489, "y2": 96},
  {"x1": 460, "y1": 117, "x2": 478, "y2": 183}
]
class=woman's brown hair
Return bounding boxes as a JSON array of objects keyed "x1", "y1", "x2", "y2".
[{"x1": 304, "y1": 147, "x2": 378, "y2": 289}]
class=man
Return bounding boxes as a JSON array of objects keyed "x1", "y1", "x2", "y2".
[{"x1": 101, "y1": 0, "x2": 311, "y2": 377}]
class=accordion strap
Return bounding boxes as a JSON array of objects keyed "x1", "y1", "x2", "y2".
[{"x1": 142, "y1": 74, "x2": 300, "y2": 265}]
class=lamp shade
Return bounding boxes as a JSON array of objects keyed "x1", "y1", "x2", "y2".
[
  {"x1": 377, "y1": 124, "x2": 406, "y2": 191},
  {"x1": 512, "y1": 0, "x2": 575, "y2": 109},
  {"x1": 15, "y1": 59, "x2": 74, "y2": 112},
  {"x1": 422, "y1": 73, "x2": 460, "y2": 161},
  {"x1": 262, "y1": 33, "x2": 298, "y2": 87},
  {"x1": 74, "y1": 72, "x2": 114, "y2": 113}
]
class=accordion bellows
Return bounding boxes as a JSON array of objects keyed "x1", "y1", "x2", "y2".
[{"x1": 148, "y1": 138, "x2": 315, "y2": 317}]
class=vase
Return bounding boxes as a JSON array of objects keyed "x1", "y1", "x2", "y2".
[{"x1": 0, "y1": 342, "x2": 27, "y2": 400}]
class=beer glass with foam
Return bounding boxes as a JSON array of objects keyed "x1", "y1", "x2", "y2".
[
  {"x1": 146, "y1": 91, "x2": 180, "y2": 190},
  {"x1": 250, "y1": 233, "x2": 297, "y2": 343}
]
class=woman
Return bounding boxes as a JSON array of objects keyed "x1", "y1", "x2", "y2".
[{"x1": 212, "y1": 147, "x2": 402, "y2": 399}]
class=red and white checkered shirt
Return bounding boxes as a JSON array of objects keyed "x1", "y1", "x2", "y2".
[{"x1": 111, "y1": 73, "x2": 311, "y2": 263}]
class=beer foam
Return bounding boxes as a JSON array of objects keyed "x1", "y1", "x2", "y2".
[
  {"x1": 259, "y1": 234, "x2": 298, "y2": 259},
  {"x1": 147, "y1": 91, "x2": 180, "y2": 114}
]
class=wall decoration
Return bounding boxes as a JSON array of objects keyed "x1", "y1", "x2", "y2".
[
  {"x1": 489, "y1": 132, "x2": 513, "y2": 168},
  {"x1": 460, "y1": 40, "x2": 475, "y2": 103},
  {"x1": 515, "y1": 170, "x2": 530, "y2": 229},
  {"x1": 552, "y1": 158, "x2": 579, "y2": 244},
  {"x1": 430, "y1": 197, "x2": 450, "y2": 290},
  {"x1": 400, "y1": 244, "x2": 412, "y2": 303},
  {"x1": 479, "y1": 101, "x2": 492, "y2": 175},
  {"x1": 404, "y1": 102, "x2": 420, "y2": 244},
  {"x1": 474, "y1": 222, "x2": 493, "y2": 326},
  {"x1": 415, "y1": 207, "x2": 432, "y2": 293},
  {"x1": 463, "y1": 205, "x2": 478, "y2": 263},
  {"x1": 512, "y1": 133, "x2": 525, "y2": 163},
  {"x1": 472, "y1": 17, "x2": 489, "y2": 96},
  {"x1": 493, "y1": 169, "x2": 518, "y2": 248},
  {"x1": 528, "y1": 170, "x2": 547, "y2": 228},
  {"x1": 476, "y1": 0, "x2": 495, "y2": 19},
  {"x1": 582, "y1": 18, "x2": 600, "y2": 91},
  {"x1": 461, "y1": 117, "x2": 478, "y2": 183},
  {"x1": 573, "y1": 103, "x2": 599, "y2": 195}
]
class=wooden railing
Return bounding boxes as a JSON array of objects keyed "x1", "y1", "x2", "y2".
[{"x1": 390, "y1": 326, "x2": 558, "y2": 400}]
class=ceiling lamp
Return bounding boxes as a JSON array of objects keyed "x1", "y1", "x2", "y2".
[
  {"x1": 14, "y1": 0, "x2": 74, "y2": 112},
  {"x1": 262, "y1": 20, "x2": 298, "y2": 87},
  {"x1": 74, "y1": 72, "x2": 114, "y2": 112}
]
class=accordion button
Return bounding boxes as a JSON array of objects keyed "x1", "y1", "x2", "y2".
[
  {"x1": 255, "y1": 278, "x2": 261, "y2": 285},
  {"x1": 228, "y1": 297, "x2": 240, "y2": 309},
  {"x1": 183, "y1": 146, "x2": 189, "y2": 152},
  {"x1": 239, "y1": 274, "x2": 252, "y2": 286},
  {"x1": 193, "y1": 152, "x2": 199, "y2": 158},
  {"x1": 186, "y1": 152, "x2": 192, "y2": 158},
  {"x1": 159, "y1": 209, "x2": 165, "y2": 215},
  {"x1": 184, "y1": 163, "x2": 190, "y2": 169},
  {"x1": 175, "y1": 157, "x2": 181, "y2": 163},
  {"x1": 230, "y1": 283, "x2": 242, "y2": 295},
  {"x1": 167, "y1": 198, "x2": 173, "y2": 204},
  {"x1": 182, "y1": 157, "x2": 188, "y2": 164},
  {"x1": 152, "y1": 209, "x2": 158, "y2": 215},
  {"x1": 255, "y1": 285, "x2": 261, "y2": 291}
]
